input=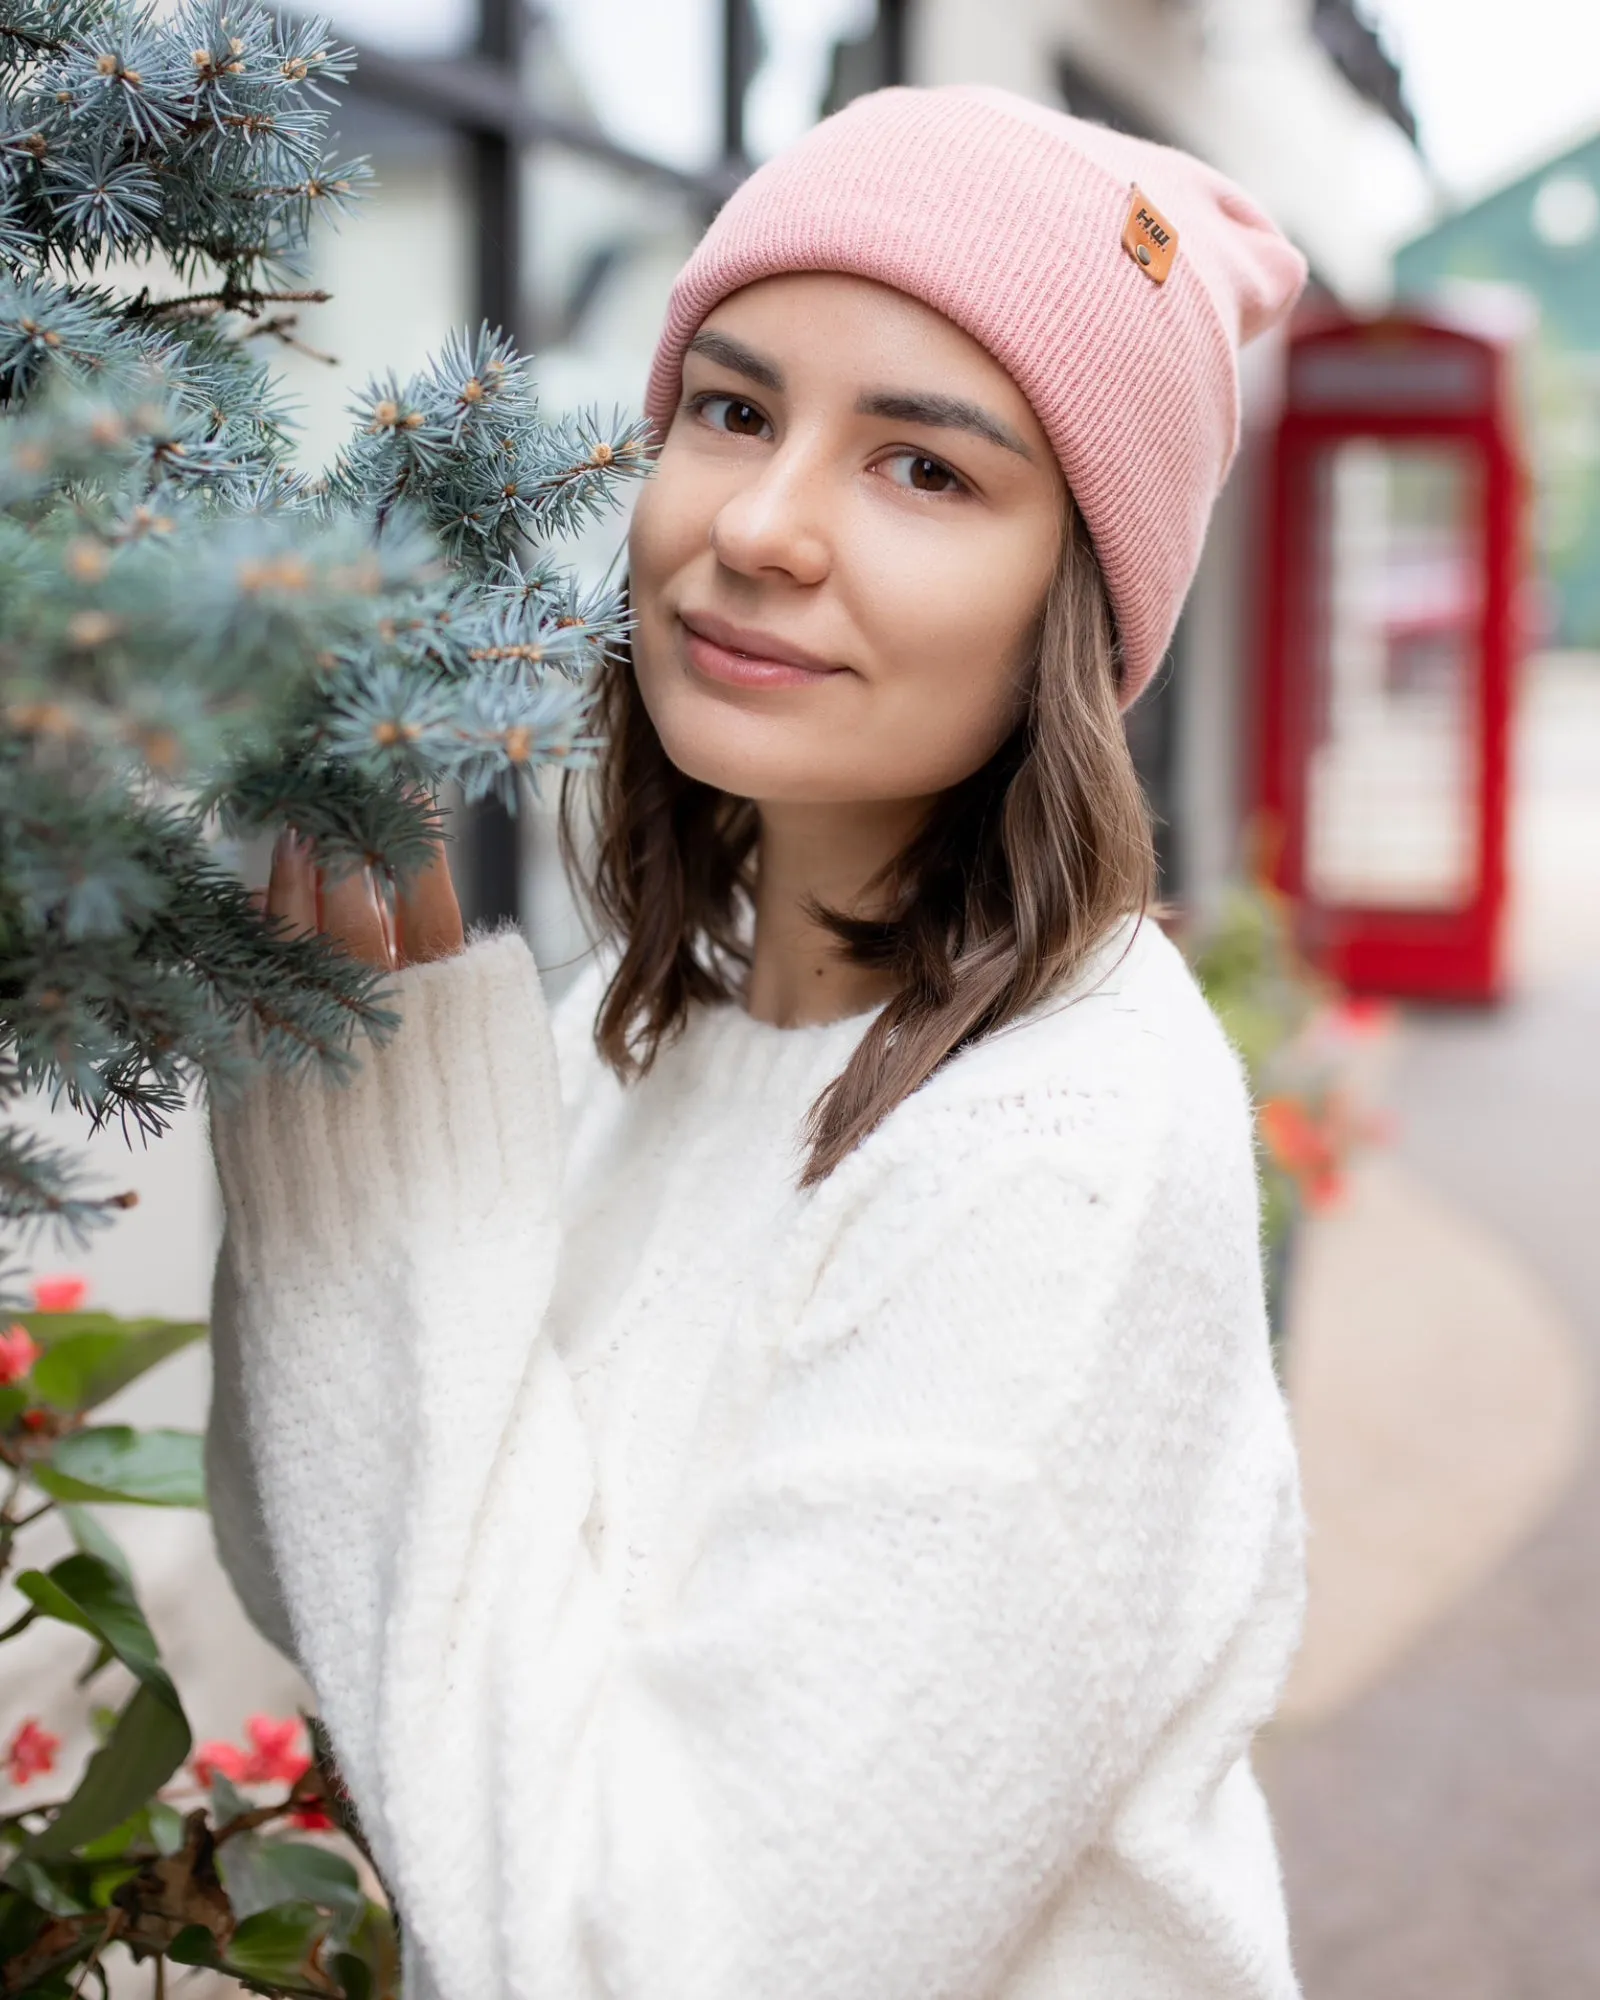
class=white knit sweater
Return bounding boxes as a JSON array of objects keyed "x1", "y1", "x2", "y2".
[{"x1": 205, "y1": 911, "x2": 1306, "y2": 2000}]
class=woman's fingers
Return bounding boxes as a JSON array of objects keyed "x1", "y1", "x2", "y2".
[
  {"x1": 266, "y1": 830, "x2": 318, "y2": 937},
  {"x1": 394, "y1": 840, "x2": 465, "y2": 967},
  {"x1": 266, "y1": 821, "x2": 461, "y2": 970},
  {"x1": 319, "y1": 861, "x2": 397, "y2": 970}
]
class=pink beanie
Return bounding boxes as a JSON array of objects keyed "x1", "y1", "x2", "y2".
[{"x1": 644, "y1": 85, "x2": 1307, "y2": 707}]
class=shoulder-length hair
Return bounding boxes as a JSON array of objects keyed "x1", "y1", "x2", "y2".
[{"x1": 559, "y1": 495, "x2": 1156, "y2": 1185}]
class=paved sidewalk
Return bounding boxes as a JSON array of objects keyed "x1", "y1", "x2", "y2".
[
  {"x1": 1261, "y1": 656, "x2": 1600, "y2": 1997},
  {"x1": 1271, "y1": 1144, "x2": 1587, "y2": 1731}
]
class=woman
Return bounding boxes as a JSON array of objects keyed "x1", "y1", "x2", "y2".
[{"x1": 208, "y1": 85, "x2": 1310, "y2": 2000}]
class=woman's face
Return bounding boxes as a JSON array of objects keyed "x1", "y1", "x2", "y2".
[{"x1": 627, "y1": 272, "x2": 1066, "y2": 809}]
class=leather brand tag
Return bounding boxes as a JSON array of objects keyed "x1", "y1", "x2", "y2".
[{"x1": 1123, "y1": 187, "x2": 1179, "y2": 283}]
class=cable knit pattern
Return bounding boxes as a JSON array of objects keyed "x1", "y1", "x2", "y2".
[
  {"x1": 206, "y1": 913, "x2": 1306, "y2": 2000},
  {"x1": 642, "y1": 85, "x2": 1307, "y2": 706}
]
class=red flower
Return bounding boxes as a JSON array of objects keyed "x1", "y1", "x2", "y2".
[
  {"x1": 192, "y1": 1715, "x2": 311, "y2": 1796},
  {"x1": 5, "y1": 1718, "x2": 61, "y2": 1786},
  {"x1": 0, "y1": 1324, "x2": 41, "y2": 1388},
  {"x1": 290, "y1": 1798, "x2": 335, "y2": 1833},
  {"x1": 242, "y1": 1714, "x2": 311, "y2": 1788},
  {"x1": 191, "y1": 1740, "x2": 249, "y2": 1789},
  {"x1": 1259, "y1": 1095, "x2": 1347, "y2": 1209},
  {"x1": 31, "y1": 1275, "x2": 88, "y2": 1314},
  {"x1": 18, "y1": 1408, "x2": 53, "y2": 1434}
]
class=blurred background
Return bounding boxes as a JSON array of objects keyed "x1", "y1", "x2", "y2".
[{"x1": 7, "y1": 2, "x2": 1600, "y2": 1993}]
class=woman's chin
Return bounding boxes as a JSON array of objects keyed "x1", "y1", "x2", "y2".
[
  {"x1": 657, "y1": 733, "x2": 831, "y2": 804},
  {"x1": 643, "y1": 693, "x2": 841, "y2": 804}
]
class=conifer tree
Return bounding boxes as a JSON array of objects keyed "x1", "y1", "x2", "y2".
[
  {"x1": 0, "y1": 0, "x2": 649, "y2": 1304},
  {"x1": 0, "y1": 6, "x2": 649, "y2": 1989}
]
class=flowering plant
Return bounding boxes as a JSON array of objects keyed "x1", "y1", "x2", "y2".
[
  {"x1": 1, "y1": 1277, "x2": 398, "y2": 1997},
  {"x1": 1187, "y1": 882, "x2": 1393, "y2": 1339}
]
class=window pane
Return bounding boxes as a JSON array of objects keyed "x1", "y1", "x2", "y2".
[
  {"x1": 746, "y1": 0, "x2": 878, "y2": 159},
  {"x1": 534, "y1": 0, "x2": 723, "y2": 174},
  {"x1": 1302, "y1": 440, "x2": 1485, "y2": 911},
  {"x1": 272, "y1": 99, "x2": 475, "y2": 469},
  {"x1": 519, "y1": 146, "x2": 707, "y2": 978},
  {"x1": 525, "y1": 146, "x2": 705, "y2": 443}
]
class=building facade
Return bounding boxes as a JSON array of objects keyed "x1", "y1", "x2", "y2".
[
  {"x1": 38, "y1": 0, "x2": 1434, "y2": 1321},
  {"x1": 1396, "y1": 129, "x2": 1600, "y2": 648}
]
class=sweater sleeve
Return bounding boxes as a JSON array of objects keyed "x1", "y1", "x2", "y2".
[
  {"x1": 204, "y1": 928, "x2": 565, "y2": 1799},
  {"x1": 209, "y1": 950, "x2": 1304, "y2": 2000}
]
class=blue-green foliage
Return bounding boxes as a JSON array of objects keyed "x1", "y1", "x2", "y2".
[{"x1": 0, "y1": 0, "x2": 651, "y2": 1301}]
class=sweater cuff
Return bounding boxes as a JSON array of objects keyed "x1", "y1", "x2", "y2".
[{"x1": 211, "y1": 927, "x2": 559, "y2": 1283}]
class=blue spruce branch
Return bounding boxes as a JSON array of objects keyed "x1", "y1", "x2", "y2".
[{"x1": 0, "y1": 0, "x2": 650, "y2": 1275}]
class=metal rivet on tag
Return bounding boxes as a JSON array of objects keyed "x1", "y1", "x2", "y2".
[{"x1": 1122, "y1": 185, "x2": 1179, "y2": 283}]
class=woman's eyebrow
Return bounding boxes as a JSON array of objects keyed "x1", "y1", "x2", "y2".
[
  {"x1": 684, "y1": 336, "x2": 1031, "y2": 460},
  {"x1": 685, "y1": 330, "x2": 784, "y2": 391},
  {"x1": 857, "y1": 389, "x2": 1034, "y2": 459}
]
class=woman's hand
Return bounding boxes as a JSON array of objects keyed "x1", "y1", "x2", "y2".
[{"x1": 265, "y1": 826, "x2": 466, "y2": 970}]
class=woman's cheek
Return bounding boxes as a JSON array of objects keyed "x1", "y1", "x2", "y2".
[
  {"x1": 625, "y1": 471, "x2": 678, "y2": 611},
  {"x1": 874, "y1": 574, "x2": 1032, "y2": 775},
  {"x1": 626, "y1": 478, "x2": 697, "y2": 706}
]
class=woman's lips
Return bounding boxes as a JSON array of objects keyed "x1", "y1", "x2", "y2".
[{"x1": 679, "y1": 615, "x2": 843, "y2": 690}]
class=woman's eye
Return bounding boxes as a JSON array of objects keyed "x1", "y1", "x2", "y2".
[
  {"x1": 882, "y1": 451, "x2": 965, "y2": 496},
  {"x1": 694, "y1": 394, "x2": 770, "y2": 439}
]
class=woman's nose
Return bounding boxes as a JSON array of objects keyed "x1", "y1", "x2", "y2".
[{"x1": 708, "y1": 443, "x2": 832, "y2": 587}]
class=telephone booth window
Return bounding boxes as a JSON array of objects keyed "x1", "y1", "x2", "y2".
[{"x1": 1303, "y1": 439, "x2": 1484, "y2": 912}]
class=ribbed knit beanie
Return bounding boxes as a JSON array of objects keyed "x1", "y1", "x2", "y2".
[{"x1": 643, "y1": 85, "x2": 1308, "y2": 707}]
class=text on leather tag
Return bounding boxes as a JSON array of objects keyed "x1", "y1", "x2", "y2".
[{"x1": 1123, "y1": 187, "x2": 1179, "y2": 283}]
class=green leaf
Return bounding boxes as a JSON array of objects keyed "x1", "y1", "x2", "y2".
[
  {"x1": 28, "y1": 1681, "x2": 190, "y2": 1859},
  {"x1": 223, "y1": 1900, "x2": 333, "y2": 1983},
  {"x1": 59, "y1": 1507, "x2": 133, "y2": 1584},
  {"x1": 0, "y1": 1385, "x2": 26, "y2": 1431},
  {"x1": 209, "y1": 1770, "x2": 251, "y2": 1824},
  {"x1": 12, "y1": 1556, "x2": 192, "y2": 1857},
  {"x1": 34, "y1": 1427, "x2": 205, "y2": 1507},
  {"x1": 330, "y1": 1951, "x2": 374, "y2": 2000},
  {"x1": 14, "y1": 1555, "x2": 172, "y2": 1694},
  {"x1": 1, "y1": 1855, "x2": 89, "y2": 1917},
  {"x1": 343, "y1": 1897, "x2": 401, "y2": 1997},
  {"x1": 18, "y1": 1313, "x2": 207, "y2": 1415},
  {"x1": 148, "y1": 1799, "x2": 186, "y2": 1857},
  {"x1": 219, "y1": 1836, "x2": 363, "y2": 1929},
  {"x1": 0, "y1": 1882, "x2": 52, "y2": 1959},
  {"x1": 72, "y1": 1796, "x2": 185, "y2": 1862},
  {"x1": 168, "y1": 1921, "x2": 222, "y2": 1966},
  {"x1": 73, "y1": 1639, "x2": 116, "y2": 1688},
  {"x1": 75, "y1": 1809, "x2": 149, "y2": 1861},
  {"x1": 86, "y1": 1859, "x2": 139, "y2": 1908}
]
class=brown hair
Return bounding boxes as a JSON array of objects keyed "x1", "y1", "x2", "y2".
[{"x1": 559, "y1": 497, "x2": 1156, "y2": 1185}]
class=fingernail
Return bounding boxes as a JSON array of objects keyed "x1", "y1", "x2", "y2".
[{"x1": 375, "y1": 884, "x2": 398, "y2": 969}]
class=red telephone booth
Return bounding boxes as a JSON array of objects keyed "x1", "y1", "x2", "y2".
[{"x1": 1258, "y1": 309, "x2": 1528, "y2": 1002}]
